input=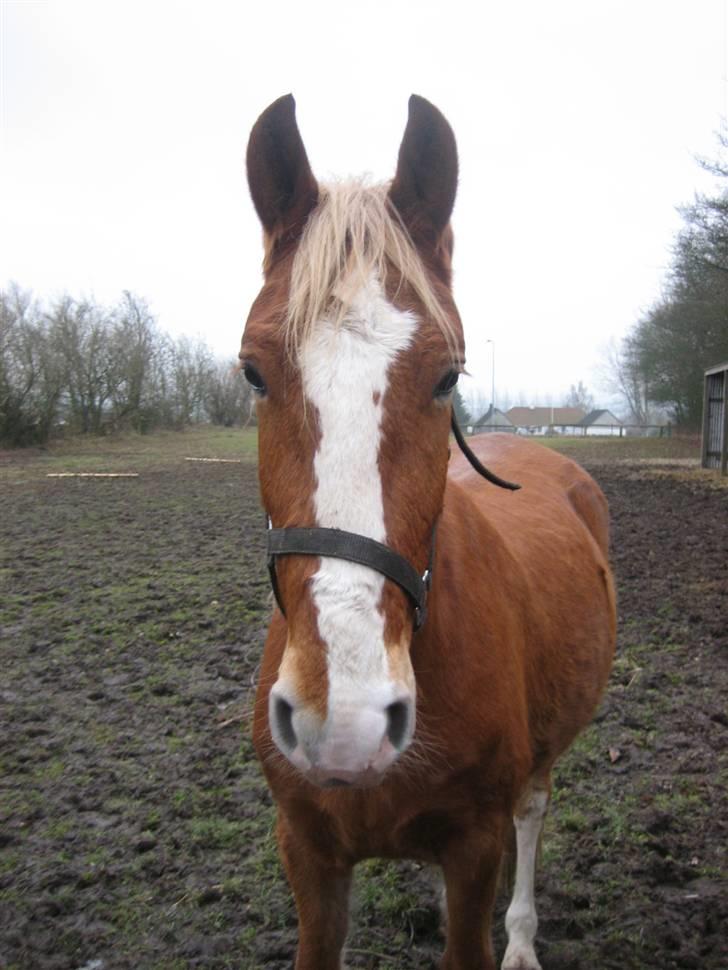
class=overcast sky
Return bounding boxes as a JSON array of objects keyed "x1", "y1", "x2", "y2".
[{"x1": 1, "y1": 0, "x2": 726, "y2": 411}]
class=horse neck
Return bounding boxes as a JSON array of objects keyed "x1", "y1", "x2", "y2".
[{"x1": 416, "y1": 477, "x2": 517, "y2": 669}]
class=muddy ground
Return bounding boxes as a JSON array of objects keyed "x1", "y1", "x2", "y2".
[{"x1": 1, "y1": 440, "x2": 726, "y2": 969}]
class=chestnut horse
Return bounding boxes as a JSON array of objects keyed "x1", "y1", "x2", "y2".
[{"x1": 241, "y1": 94, "x2": 616, "y2": 970}]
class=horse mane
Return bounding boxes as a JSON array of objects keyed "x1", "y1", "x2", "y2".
[{"x1": 282, "y1": 178, "x2": 458, "y2": 361}]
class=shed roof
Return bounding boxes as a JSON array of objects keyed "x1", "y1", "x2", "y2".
[
  {"x1": 476, "y1": 406, "x2": 513, "y2": 427},
  {"x1": 506, "y1": 406, "x2": 586, "y2": 427},
  {"x1": 580, "y1": 409, "x2": 622, "y2": 426}
]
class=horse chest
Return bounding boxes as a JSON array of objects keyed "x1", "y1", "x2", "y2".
[{"x1": 284, "y1": 763, "x2": 513, "y2": 866}]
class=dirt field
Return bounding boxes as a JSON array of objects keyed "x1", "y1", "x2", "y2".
[{"x1": 1, "y1": 430, "x2": 726, "y2": 970}]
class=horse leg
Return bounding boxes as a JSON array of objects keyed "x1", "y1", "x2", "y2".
[
  {"x1": 440, "y1": 818, "x2": 508, "y2": 970},
  {"x1": 276, "y1": 815, "x2": 352, "y2": 970},
  {"x1": 501, "y1": 779, "x2": 550, "y2": 970}
]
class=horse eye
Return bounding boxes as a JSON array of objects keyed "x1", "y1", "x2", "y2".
[
  {"x1": 243, "y1": 363, "x2": 266, "y2": 395},
  {"x1": 434, "y1": 370, "x2": 459, "y2": 398}
]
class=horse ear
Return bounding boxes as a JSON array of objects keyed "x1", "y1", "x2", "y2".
[
  {"x1": 389, "y1": 95, "x2": 458, "y2": 246},
  {"x1": 246, "y1": 94, "x2": 319, "y2": 247}
]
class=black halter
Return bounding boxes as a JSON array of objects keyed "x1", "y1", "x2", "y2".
[{"x1": 266, "y1": 414, "x2": 520, "y2": 631}]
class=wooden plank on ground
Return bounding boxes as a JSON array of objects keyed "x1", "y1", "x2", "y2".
[
  {"x1": 47, "y1": 473, "x2": 139, "y2": 478},
  {"x1": 184, "y1": 457, "x2": 242, "y2": 464}
]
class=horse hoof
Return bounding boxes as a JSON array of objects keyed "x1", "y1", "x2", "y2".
[{"x1": 501, "y1": 944, "x2": 542, "y2": 970}]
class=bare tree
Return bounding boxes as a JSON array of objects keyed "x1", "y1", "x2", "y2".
[
  {"x1": 1, "y1": 287, "x2": 259, "y2": 443},
  {"x1": 0, "y1": 286, "x2": 37, "y2": 442},
  {"x1": 497, "y1": 388, "x2": 513, "y2": 414},
  {"x1": 169, "y1": 335, "x2": 215, "y2": 426},
  {"x1": 206, "y1": 359, "x2": 254, "y2": 426},
  {"x1": 0, "y1": 285, "x2": 65, "y2": 443},
  {"x1": 563, "y1": 380, "x2": 594, "y2": 412},
  {"x1": 597, "y1": 337, "x2": 651, "y2": 424},
  {"x1": 614, "y1": 129, "x2": 728, "y2": 426},
  {"x1": 48, "y1": 296, "x2": 120, "y2": 434},
  {"x1": 462, "y1": 386, "x2": 489, "y2": 424},
  {"x1": 107, "y1": 292, "x2": 161, "y2": 431}
]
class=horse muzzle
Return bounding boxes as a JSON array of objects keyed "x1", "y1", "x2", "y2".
[{"x1": 268, "y1": 683, "x2": 415, "y2": 788}]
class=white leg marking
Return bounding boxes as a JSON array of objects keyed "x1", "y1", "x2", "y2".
[{"x1": 502, "y1": 788, "x2": 548, "y2": 970}]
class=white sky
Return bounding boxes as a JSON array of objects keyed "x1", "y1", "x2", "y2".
[{"x1": 1, "y1": 0, "x2": 726, "y2": 411}]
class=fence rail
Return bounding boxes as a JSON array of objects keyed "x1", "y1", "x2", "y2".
[{"x1": 468, "y1": 424, "x2": 672, "y2": 438}]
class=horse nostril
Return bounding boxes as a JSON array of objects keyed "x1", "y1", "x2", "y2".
[
  {"x1": 273, "y1": 696, "x2": 297, "y2": 751},
  {"x1": 386, "y1": 700, "x2": 410, "y2": 751}
]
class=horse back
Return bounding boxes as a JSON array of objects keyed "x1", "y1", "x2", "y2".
[{"x1": 449, "y1": 433, "x2": 610, "y2": 557}]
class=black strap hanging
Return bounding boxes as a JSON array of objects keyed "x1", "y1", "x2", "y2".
[{"x1": 450, "y1": 412, "x2": 521, "y2": 491}]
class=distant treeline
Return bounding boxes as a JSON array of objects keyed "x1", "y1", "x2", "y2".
[
  {"x1": 0, "y1": 286, "x2": 254, "y2": 446},
  {"x1": 607, "y1": 132, "x2": 728, "y2": 428}
]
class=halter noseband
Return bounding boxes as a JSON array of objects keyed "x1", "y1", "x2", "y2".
[
  {"x1": 265, "y1": 413, "x2": 520, "y2": 632},
  {"x1": 267, "y1": 522, "x2": 435, "y2": 631}
]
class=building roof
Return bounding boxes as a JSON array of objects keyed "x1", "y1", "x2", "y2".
[
  {"x1": 476, "y1": 406, "x2": 513, "y2": 427},
  {"x1": 506, "y1": 406, "x2": 586, "y2": 427},
  {"x1": 580, "y1": 409, "x2": 622, "y2": 426}
]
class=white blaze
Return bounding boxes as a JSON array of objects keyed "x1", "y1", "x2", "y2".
[{"x1": 299, "y1": 277, "x2": 417, "y2": 710}]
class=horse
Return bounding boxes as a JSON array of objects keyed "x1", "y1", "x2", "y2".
[{"x1": 240, "y1": 93, "x2": 616, "y2": 970}]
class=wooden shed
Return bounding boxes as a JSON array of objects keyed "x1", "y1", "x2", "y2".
[{"x1": 701, "y1": 362, "x2": 728, "y2": 475}]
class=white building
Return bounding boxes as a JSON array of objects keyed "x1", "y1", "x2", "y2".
[{"x1": 579, "y1": 409, "x2": 623, "y2": 436}]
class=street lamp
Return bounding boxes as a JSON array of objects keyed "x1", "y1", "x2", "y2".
[{"x1": 486, "y1": 339, "x2": 495, "y2": 419}]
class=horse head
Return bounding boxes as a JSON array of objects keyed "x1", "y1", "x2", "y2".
[{"x1": 241, "y1": 94, "x2": 463, "y2": 787}]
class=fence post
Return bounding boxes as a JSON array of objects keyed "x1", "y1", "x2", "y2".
[{"x1": 701, "y1": 373, "x2": 710, "y2": 467}]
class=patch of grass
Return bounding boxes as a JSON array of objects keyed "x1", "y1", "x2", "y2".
[
  {"x1": 109, "y1": 889, "x2": 156, "y2": 940},
  {"x1": 166, "y1": 734, "x2": 190, "y2": 753},
  {"x1": 597, "y1": 795, "x2": 646, "y2": 847},
  {"x1": 554, "y1": 722, "x2": 603, "y2": 778},
  {"x1": 221, "y1": 875, "x2": 248, "y2": 901},
  {"x1": 356, "y1": 859, "x2": 428, "y2": 928},
  {"x1": 237, "y1": 925, "x2": 257, "y2": 946},
  {"x1": 536, "y1": 433, "x2": 699, "y2": 462},
  {"x1": 652, "y1": 788, "x2": 703, "y2": 814},
  {"x1": 650, "y1": 465, "x2": 728, "y2": 490},
  {"x1": 0, "y1": 853, "x2": 20, "y2": 876},
  {"x1": 43, "y1": 818, "x2": 75, "y2": 840},
  {"x1": 559, "y1": 807, "x2": 590, "y2": 832},
  {"x1": 0, "y1": 592, "x2": 27, "y2": 623},
  {"x1": 38, "y1": 758, "x2": 66, "y2": 781},
  {"x1": 84, "y1": 847, "x2": 112, "y2": 867},
  {"x1": 188, "y1": 816, "x2": 250, "y2": 850},
  {"x1": 0, "y1": 426, "x2": 259, "y2": 484}
]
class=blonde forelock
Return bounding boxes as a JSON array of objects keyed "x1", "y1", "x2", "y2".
[{"x1": 284, "y1": 179, "x2": 458, "y2": 361}]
